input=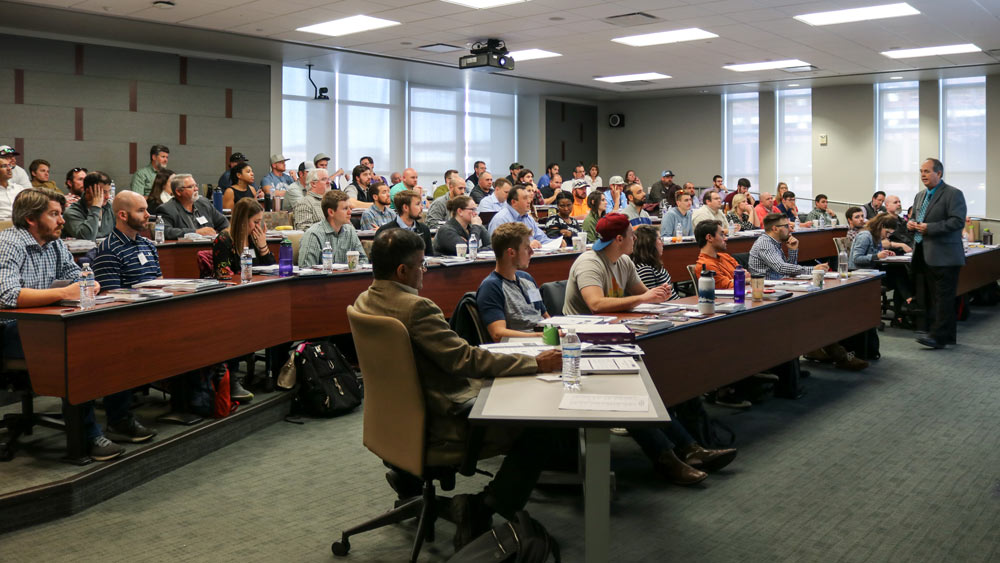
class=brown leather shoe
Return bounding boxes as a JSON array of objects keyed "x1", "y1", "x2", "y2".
[
  {"x1": 654, "y1": 450, "x2": 707, "y2": 486},
  {"x1": 677, "y1": 444, "x2": 737, "y2": 473},
  {"x1": 834, "y1": 352, "x2": 869, "y2": 371}
]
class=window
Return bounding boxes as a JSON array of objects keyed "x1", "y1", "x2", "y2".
[
  {"x1": 941, "y1": 77, "x2": 986, "y2": 216},
  {"x1": 466, "y1": 90, "x2": 515, "y2": 182},
  {"x1": 776, "y1": 89, "x2": 813, "y2": 211},
  {"x1": 724, "y1": 93, "x2": 759, "y2": 196},
  {"x1": 409, "y1": 86, "x2": 462, "y2": 183},
  {"x1": 876, "y1": 81, "x2": 920, "y2": 209},
  {"x1": 337, "y1": 74, "x2": 398, "y2": 185}
]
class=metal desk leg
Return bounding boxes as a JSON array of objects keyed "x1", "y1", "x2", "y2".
[
  {"x1": 61, "y1": 401, "x2": 92, "y2": 466},
  {"x1": 583, "y1": 427, "x2": 610, "y2": 563}
]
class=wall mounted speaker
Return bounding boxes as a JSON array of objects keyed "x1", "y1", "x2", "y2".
[{"x1": 608, "y1": 113, "x2": 625, "y2": 128}]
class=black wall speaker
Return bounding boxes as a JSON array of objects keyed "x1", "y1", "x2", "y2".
[{"x1": 608, "y1": 113, "x2": 625, "y2": 128}]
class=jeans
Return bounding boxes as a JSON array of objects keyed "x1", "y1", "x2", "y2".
[
  {"x1": 628, "y1": 419, "x2": 696, "y2": 462},
  {"x1": 3, "y1": 322, "x2": 132, "y2": 441}
]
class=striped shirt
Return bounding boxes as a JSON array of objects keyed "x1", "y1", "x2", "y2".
[
  {"x1": 635, "y1": 263, "x2": 680, "y2": 300},
  {"x1": 748, "y1": 234, "x2": 810, "y2": 280},
  {"x1": 92, "y1": 228, "x2": 162, "y2": 290},
  {"x1": 0, "y1": 228, "x2": 81, "y2": 322}
]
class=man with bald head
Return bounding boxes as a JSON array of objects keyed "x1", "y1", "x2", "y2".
[
  {"x1": 755, "y1": 191, "x2": 777, "y2": 224},
  {"x1": 426, "y1": 173, "x2": 466, "y2": 225},
  {"x1": 93, "y1": 190, "x2": 162, "y2": 291},
  {"x1": 389, "y1": 167, "x2": 420, "y2": 209}
]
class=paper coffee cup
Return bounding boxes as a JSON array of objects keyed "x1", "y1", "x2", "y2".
[
  {"x1": 812, "y1": 269, "x2": 824, "y2": 288},
  {"x1": 456, "y1": 243, "x2": 468, "y2": 258},
  {"x1": 346, "y1": 250, "x2": 360, "y2": 270}
]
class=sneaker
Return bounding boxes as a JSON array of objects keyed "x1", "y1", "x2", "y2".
[
  {"x1": 230, "y1": 378, "x2": 254, "y2": 403},
  {"x1": 106, "y1": 415, "x2": 157, "y2": 443},
  {"x1": 90, "y1": 435, "x2": 125, "y2": 462}
]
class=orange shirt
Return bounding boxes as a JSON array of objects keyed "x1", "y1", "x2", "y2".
[
  {"x1": 694, "y1": 252, "x2": 740, "y2": 289},
  {"x1": 572, "y1": 200, "x2": 589, "y2": 218}
]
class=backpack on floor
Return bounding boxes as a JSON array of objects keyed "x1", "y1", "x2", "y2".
[
  {"x1": 448, "y1": 510, "x2": 560, "y2": 563},
  {"x1": 291, "y1": 341, "x2": 363, "y2": 417}
]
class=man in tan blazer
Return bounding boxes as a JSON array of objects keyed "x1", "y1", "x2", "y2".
[{"x1": 354, "y1": 228, "x2": 562, "y2": 548}]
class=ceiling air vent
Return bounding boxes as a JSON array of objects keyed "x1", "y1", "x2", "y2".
[{"x1": 603, "y1": 12, "x2": 660, "y2": 27}]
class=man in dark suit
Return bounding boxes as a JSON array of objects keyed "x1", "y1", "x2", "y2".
[{"x1": 907, "y1": 158, "x2": 966, "y2": 349}]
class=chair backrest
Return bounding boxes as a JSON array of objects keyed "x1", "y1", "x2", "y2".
[
  {"x1": 479, "y1": 211, "x2": 497, "y2": 228},
  {"x1": 346, "y1": 305, "x2": 427, "y2": 478},
  {"x1": 450, "y1": 292, "x2": 491, "y2": 345},
  {"x1": 833, "y1": 237, "x2": 849, "y2": 255},
  {"x1": 540, "y1": 280, "x2": 567, "y2": 316},
  {"x1": 732, "y1": 252, "x2": 750, "y2": 269},
  {"x1": 686, "y1": 264, "x2": 699, "y2": 288}
]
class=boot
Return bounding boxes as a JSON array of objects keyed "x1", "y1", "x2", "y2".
[
  {"x1": 676, "y1": 443, "x2": 737, "y2": 473},
  {"x1": 824, "y1": 344, "x2": 869, "y2": 371}
]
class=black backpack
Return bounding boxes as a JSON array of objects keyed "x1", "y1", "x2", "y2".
[
  {"x1": 292, "y1": 341, "x2": 363, "y2": 417},
  {"x1": 448, "y1": 511, "x2": 560, "y2": 563}
]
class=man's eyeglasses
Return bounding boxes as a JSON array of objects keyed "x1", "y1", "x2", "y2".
[
  {"x1": 775, "y1": 223, "x2": 790, "y2": 229},
  {"x1": 463, "y1": 207, "x2": 478, "y2": 213}
]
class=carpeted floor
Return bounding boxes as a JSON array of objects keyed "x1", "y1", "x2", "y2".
[{"x1": 2, "y1": 308, "x2": 999, "y2": 563}]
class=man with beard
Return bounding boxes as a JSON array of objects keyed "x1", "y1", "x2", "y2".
[
  {"x1": 63, "y1": 167, "x2": 87, "y2": 205},
  {"x1": 622, "y1": 182, "x2": 651, "y2": 227},
  {"x1": 359, "y1": 181, "x2": 397, "y2": 230}
]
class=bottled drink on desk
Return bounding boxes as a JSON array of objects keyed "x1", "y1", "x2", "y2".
[
  {"x1": 838, "y1": 248, "x2": 849, "y2": 279},
  {"x1": 321, "y1": 241, "x2": 334, "y2": 271},
  {"x1": 154, "y1": 216, "x2": 165, "y2": 244},
  {"x1": 278, "y1": 237, "x2": 293, "y2": 277},
  {"x1": 698, "y1": 269, "x2": 716, "y2": 314},
  {"x1": 79, "y1": 263, "x2": 96, "y2": 310},
  {"x1": 727, "y1": 219, "x2": 736, "y2": 236},
  {"x1": 212, "y1": 186, "x2": 223, "y2": 212},
  {"x1": 561, "y1": 327, "x2": 581, "y2": 391},
  {"x1": 733, "y1": 266, "x2": 745, "y2": 304},
  {"x1": 674, "y1": 222, "x2": 683, "y2": 242},
  {"x1": 109, "y1": 180, "x2": 116, "y2": 201},
  {"x1": 468, "y1": 233, "x2": 479, "y2": 261},
  {"x1": 240, "y1": 246, "x2": 253, "y2": 284},
  {"x1": 794, "y1": 217, "x2": 801, "y2": 231}
]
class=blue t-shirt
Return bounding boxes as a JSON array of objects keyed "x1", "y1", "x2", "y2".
[{"x1": 476, "y1": 271, "x2": 546, "y2": 332}]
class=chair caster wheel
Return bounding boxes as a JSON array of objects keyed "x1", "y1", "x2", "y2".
[{"x1": 332, "y1": 540, "x2": 350, "y2": 557}]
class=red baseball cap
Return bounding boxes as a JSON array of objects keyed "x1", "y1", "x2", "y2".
[{"x1": 593, "y1": 213, "x2": 630, "y2": 251}]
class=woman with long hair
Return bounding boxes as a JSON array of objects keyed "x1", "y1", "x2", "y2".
[
  {"x1": 726, "y1": 193, "x2": 760, "y2": 230},
  {"x1": 586, "y1": 163, "x2": 602, "y2": 188},
  {"x1": 581, "y1": 190, "x2": 606, "y2": 243},
  {"x1": 222, "y1": 161, "x2": 257, "y2": 210},
  {"x1": 849, "y1": 213, "x2": 898, "y2": 270},
  {"x1": 212, "y1": 197, "x2": 274, "y2": 280},
  {"x1": 146, "y1": 168, "x2": 175, "y2": 213},
  {"x1": 630, "y1": 225, "x2": 679, "y2": 300}
]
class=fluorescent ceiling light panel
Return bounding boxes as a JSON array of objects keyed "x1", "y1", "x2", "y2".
[
  {"x1": 881, "y1": 43, "x2": 980, "y2": 59},
  {"x1": 794, "y1": 2, "x2": 919, "y2": 26},
  {"x1": 595, "y1": 72, "x2": 670, "y2": 83},
  {"x1": 611, "y1": 27, "x2": 718, "y2": 47},
  {"x1": 507, "y1": 49, "x2": 561, "y2": 61},
  {"x1": 297, "y1": 15, "x2": 400, "y2": 37},
  {"x1": 440, "y1": 0, "x2": 527, "y2": 8},
  {"x1": 723, "y1": 59, "x2": 810, "y2": 72}
]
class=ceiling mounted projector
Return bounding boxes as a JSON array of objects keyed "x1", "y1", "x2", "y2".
[{"x1": 459, "y1": 38, "x2": 515, "y2": 72}]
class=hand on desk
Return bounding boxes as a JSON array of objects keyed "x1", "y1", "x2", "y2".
[
  {"x1": 64, "y1": 280, "x2": 100, "y2": 299},
  {"x1": 196, "y1": 227, "x2": 218, "y2": 236},
  {"x1": 535, "y1": 349, "x2": 562, "y2": 373},
  {"x1": 643, "y1": 284, "x2": 672, "y2": 303}
]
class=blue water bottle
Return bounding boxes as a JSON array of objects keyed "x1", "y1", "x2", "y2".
[
  {"x1": 278, "y1": 237, "x2": 293, "y2": 277},
  {"x1": 212, "y1": 185, "x2": 223, "y2": 212},
  {"x1": 733, "y1": 265, "x2": 745, "y2": 304}
]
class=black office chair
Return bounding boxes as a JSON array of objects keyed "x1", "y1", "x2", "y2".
[
  {"x1": 732, "y1": 252, "x2": 750, "y2": 269},
  {"x1": 540, "y1": 280, "x2": 567, "y2": 316},
  {"x1": 0, "y1": 355, "x2": 65, "y2": 461},
  {"x1": 449, "y1": 292, "x2": 492, "y2": 346}
]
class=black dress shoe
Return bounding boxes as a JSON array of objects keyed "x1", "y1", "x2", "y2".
[{"x1": 917, "y1": 336, "x2": 946, "y2": 349}]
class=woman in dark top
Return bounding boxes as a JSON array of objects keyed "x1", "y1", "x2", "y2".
[
  {"x1": 630, "y1": 225, "x2": 679, "y2": 300},
  {"x1": 147, "y1": 168, "x2": 174, "y2": 214},
  {"x1": 433, "y1": 195, "x2": 490, "y2": 256},
  {"x1": 222, "y1": 161, "x2": 257, "y2": 211},
  {"x1": 212, "y1": 198, "x2": 273, "y2": 279},
  {"x1": 542, "y1": 191, "x2": 581, "y2": 243}
]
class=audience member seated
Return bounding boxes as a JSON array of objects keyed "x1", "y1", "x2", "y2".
[
  {"x1": 477, "y1": 177, "x2": 509, "y2": 213},
  {"x1": 465, "y1": 161, "x2": 485, "y2": 193},
  {"x1": 541, "y1": 191, "x2": 581, "y2": 244},
  {"x1": 776, "y1": 190, "x2": 811, "y2": 227},
  {"x1": 806, "y1": 194, "x2": 839, "y2": 225},
  {"x1": 299, "y1": 190, "x2": 367, "y2": 268},
  {"x1": 213, "y1": 198, "x2": 274, "y2": 278},
  {"x1": 884, "y1": 195, "x2": 913, "y2": 252},
  {"x1": 693, "y1": 220, "x2": 740, "y2": 288},
  {"x1": 427, "y1": 174, "x2": 465, "y2": 225},
  {"x1": 130, "y1": 144, "x2": 169, "y2": 196},
  {"x1": 1, "y1": 146, "x2": 30, "y2": 188},
  {"x1": 727, "y1": 193, "x2": 759, "y2": 230},
  {"x1": 63, "y1": 167, "x2": 86, "y2": 205},
  {"x1": 353, "y1": 228, "x2": 564, "y2": 548},
  {"x1": 486, "y1": 184, "x2": 563, "y2": 249},
  {"x1": 622, "y1": 183, "x2": 651, "y2": 227},
  {"x1": 660, "y1": 190, "x2": 694, "y2": 238},
  {"x1": 437, "y1": 169, "x2": 459, "y2": 200},
  {"x1": 345, "y1": 164, "x2": 374, "y2": 209},
  {"x1": 630, "y1": 225, "x2": 680, "y2": 299},
  {"x1": 754, "y1": 191, "x2": 778, "y2": 224},
  {"x1": 647, "y1": 170, "x2": 678, "y2": 209},
  {"x1": 359, "y1": 181, "x2": 396, "y2": 231},
  {"x1": 283, "y1": 162, "x2": 309, "y2": 210},
  {"x1": 389, "y1": 167, "x2": 419, "y2": 208},
  {"x1": 537, "y1": 162, "x2": 557, "y2": 190},
  {"x1": 505, "y1": 162, "x2": 522, "y2": 184},
  {"x1": 217, "y1": 152, "x2": 249, "y2": 190},
  {"x1": 476, "y1": 223, "x2": 550, "y2": 342},
  {"x1": 751, "y1": 213, "x2": 867, "y2": 371},
  {"x1": 359, "y1": 155, "x2": 389, "y2": 188},
  {"x1": 376, "y1": 189, "x2": 434, "y2": 255},
  {"x1": 562, "y1": 163, "x2": 589, "y2": 193},
  {"x1": 570, "y1": 182, "x2": 589, "y2": 218},
  {"x1": 468, "y1": 171, "x2": 494, "y2": 204},
  {"x1": 28, "y1": 159, "x2": 58, "y2": 190},
  {"x1": 585, "y1": 163, "x2": 602, "y2": 189},
  {"x1": 540, "y1": 172, "x2": 564, "y2": 204},
  {"x1": 581, "y1": 191, "x2": 606, "y2": 243},
  {"x1": 844, "y1": 206, "x2": 865, "y2": 242},
  {"x1": 433, "y1": 195, "x2": 489, "y2": 256},
  {"x1": 723, "y1": 177, "x2": 751, "y2": 208},
  {"x1": 292, "y1": 168, "x2": 330, "y2": 231},
  {"x1": 0, "y1": 188, "x2": 154, "y2": 461},
  {"x1": 260, "y1": 154, "x2": 294, "y2": 199},
  {"x1": 146, "y1": 168, "x2": 175, "y2": 214},
  {"x1": 849, "y1": 213, "x2": 897, "y2": 270},
  {"x1": 63, "y1": 171, "x2": 115, "y2": 241},
  {"x1": 692, "y1": 189, "x2": 731, "y2": 229},
  {"x1": 863, "y1": 190, "x2": 886, "y2": 220},
  {"x1": 0, "y1": 155, "x2": 27, "y2": 221},
  {"x1": 624, "y1": 169, "x2": 642, "y2": 190},
  {"x1": 159, "y1": 174, "x2": 229, "y2": 239},
  {"x1": 603, "y1": 175, "x2": 627, "y2": 214},
  {"x1": 222, "y1": 161, "x2": 258, "y2": 211},
  {"x1": 684, "y1": 183, "x2": 701, "y2": 209},
  {"x1": 93, "y1": 191, "x2": 161, "y2": 291}
]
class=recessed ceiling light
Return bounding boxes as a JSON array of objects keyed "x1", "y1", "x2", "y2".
[
  {"x1": 787, "y1": 83, "x2": 800, "y2": 87},
  {"x1": 507, "y1": 49, "x2": 562, "y2": 61},
  {"x1": 611, "y1": 27, "x2": 718, "y2": 47},
  {"x1": 297, "y1": 15, "x2": 400, "y2": 37},
  {"x1": 881, "y1": 43, "x2": 981, "y2": 59},
  {"x1": 890, "y1": 76, "x2": 903, "y2": 79},
  {"x1": 440, "y1": 0, "x2": 527, "y2": 8},
  {"x1": 794, "y1": 2, "x2": 919, "y2": 26},
  {"x1": 723, "y1": 59, "x2": 810, "y2": 72},
  {"x1": 594, "y1": 72, "x2": 670, "y2": 83}
]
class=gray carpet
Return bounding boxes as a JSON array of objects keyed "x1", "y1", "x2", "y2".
[{"x1": 2, "y1": 309, "x2": 999, "y2": 563}]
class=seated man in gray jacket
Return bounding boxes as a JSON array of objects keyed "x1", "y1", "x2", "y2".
[
  {"x1": 63, "y1": 171, "x2": 115, "y2": 241},
  {"x1": 156, "y1": 174, "x2": 229, "y2": 239},
  {"x1": 433, "y1": 195, "x2": 490, "y2": 256}
]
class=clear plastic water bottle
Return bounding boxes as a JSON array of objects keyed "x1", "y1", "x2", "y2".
[
  {"x1": 674, "y1": 222, "x2": 683, "y2": 241},
  {"x1": 733, "y1": 266, "x2": 745, "y2": 304},
  {"x1": 962, "y1": 225, "x2": 970, "y2": 246},
  {"x1": 468, "y1": 233, "x2": 479, "y2": 261},
  {"x1": 794, "y1": 217, "x2": 802, "y2": 231},
  {"x1": 109, "y1": 179, "x2": 116, "y2": 201},
  {"x1": 838, "y1": 248, "x2": 849, "y2": 278},
  {"x1": 240, "y1": 246, "x2": 253, "y2": 284},
  {"x1": 79, "y1": 263, "x2": 96, "y2": 309},
  {"x1": 561, "y1": 327, "x2": 581, "y2": 391},
  {"x1": 817, "y1": 214, "x2": 825, "y2": 229},
  {"x1": 154, "y1": 216, "x2": 165, "y2": 244},
  {"x1": 321, "y1": 241, "x2": 334, "y2": 271},
  {"x1": 727, "y1": 219, "x2": 736, "y2": 236}
]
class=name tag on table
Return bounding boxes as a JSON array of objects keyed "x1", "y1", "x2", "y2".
[
  {"x1": 137, "y1": 253, "x2": 149, "y2": 265},
  {"x1": 527, "y1": 288, "x2": 542, "y2": 303},
  {"x1": 195, "y1": 215, "x2": 208, "y2": 225}
]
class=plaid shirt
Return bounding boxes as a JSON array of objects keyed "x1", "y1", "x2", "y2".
[
  {"x1": 0, "y1": 227, "x2": 81, "y2": 321},
  {"x1": 748, "y1": 234, "x2": 809, "y2": 280}
]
